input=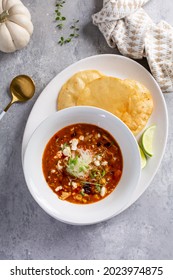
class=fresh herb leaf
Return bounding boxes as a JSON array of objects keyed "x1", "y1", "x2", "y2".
[
  {"x1": 64, "y1": 38, "x2": 71, "y2": 43},
  {"x1": 95, "y1": 184, "x2": 101, "y2": 193},
  {"x1": 90, "y1": 169, "x2": 104, "y2": 179},
  {"x1": 68, "y1": 155, "x2": 78, "y2": 166},
  {"x1": 80, "y1": 190, "x2": 85, "y2": 196},
  {"x1": 101, "y1": 169, "x2": 106, "y2": 177},
  {"x1": 57, "y1": 23, "x2": 63, "y2": 29},
  {"x1": 56, "y1": 11, "x2": 61, "y2": 15},
  {"x1": 61, "y1": 142, "x2": 69, "y2": 150},
  {"x1": 89, "y1": 170, "x2": 96, "y2": 178},
  {"x1": 79, "y1": 166, "x2": 85, "y2": 172}
]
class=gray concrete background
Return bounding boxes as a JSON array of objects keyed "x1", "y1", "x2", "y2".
[{"x1": 0, "y1": 0, "x2": 173, "y2": 260}]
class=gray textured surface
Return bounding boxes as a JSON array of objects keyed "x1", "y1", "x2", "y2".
[{"x1": 0, "y1": 0, "x2": 173, "y2": 260}]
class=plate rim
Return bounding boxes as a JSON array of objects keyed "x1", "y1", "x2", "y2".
[{"x1": 21, "y1": 54, "x2": 169, "y2": 222}]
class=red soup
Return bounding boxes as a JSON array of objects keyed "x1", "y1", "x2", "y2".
[{"x1": 42, "y1": 123, "x2": 123, "y2": 204}]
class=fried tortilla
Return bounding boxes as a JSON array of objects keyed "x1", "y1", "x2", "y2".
[
  {"x1": 57, "y1": 70, "x2": 103, "y2": 110},
  {"x1": 76, "y1": 76, "x2": 153, "y2": 135}
]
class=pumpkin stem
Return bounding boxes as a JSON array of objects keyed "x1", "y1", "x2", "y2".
[{"x1": 0, "y1": 10, "x2": 9, "y2": 23}]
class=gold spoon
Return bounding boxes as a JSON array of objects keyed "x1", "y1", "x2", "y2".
[{"x1": 0, "y1": 75, "x2": 35, "y2": 120}]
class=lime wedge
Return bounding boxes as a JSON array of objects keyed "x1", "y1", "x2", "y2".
[
  {"x1": 141, "y1": 125, "x2": 156, "y2": 157},
  {"x1": 139, "y1": 146, "x2": 147, "y2": 169}
]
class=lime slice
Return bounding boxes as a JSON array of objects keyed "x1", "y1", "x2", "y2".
[
  {"x1": 141, "y1": 125, "x2": 156, "y2": 157},
  {"x1": 139, "y1": 146, "x2": 147, "y2": 169}
]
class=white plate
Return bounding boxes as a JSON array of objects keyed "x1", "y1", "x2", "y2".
[{"x1": 22, "y1": 54, "x2": 168, "y2": 215}]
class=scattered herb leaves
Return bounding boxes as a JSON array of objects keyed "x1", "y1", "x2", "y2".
[{"x1": 55, "y1": 1, "x2": 80, "y2": 45}]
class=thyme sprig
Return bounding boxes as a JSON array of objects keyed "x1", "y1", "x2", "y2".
[
  {"x1": 55, "y1": 0, "x2": 66, "y2": 29},
  {"x1": 58, "y1": 19, "x2": 80, "y2": 45},
  {"x1": 55, "y1": 1, "x2": 80, "y2": 45}
]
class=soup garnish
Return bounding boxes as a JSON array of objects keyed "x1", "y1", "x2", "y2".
[{"x1": 42, "y1": 123, "x2": 123, "y2": 204}]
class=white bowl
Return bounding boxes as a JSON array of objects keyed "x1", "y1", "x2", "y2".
[{"x1": 23, "y1": 106, "x2": 141, "y2": 225}]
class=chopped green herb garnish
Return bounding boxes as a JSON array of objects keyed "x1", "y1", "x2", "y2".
[
  {"x1": 101, "y1": 169, "x2": 106, "y2": 177},
  {"x1": 80, "y1": 190, "x2": 85, "y2": 196},
  {"x1": 68, "y1": 155, "x2": 78, "y2": 166},
  {"x1": 79, "y1": 166, "x2": 85, "y2": 172},
  {"x1": 61, "y1": 142, "x2": 67, "y2": 149},
  {"x1": 95, "y1": 184, "x2": 101, "y2": 193},
  {"x1": 90, "y1": 169, "x2": 105, "y2": 179},
  {"x1": 90, "y1": 170, "x2": 97, "y2": 178}
]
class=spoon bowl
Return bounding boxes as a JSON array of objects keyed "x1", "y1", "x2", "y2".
[
  {"x1": 10, "y1": 75, "x2": 35, "y2": 102},
  {"x1": 0, "y1": 75, "x2": 35, "y2": 120}
]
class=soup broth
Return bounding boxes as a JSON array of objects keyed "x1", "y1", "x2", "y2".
[{"x1": 42, "y1": 123, "x2": 123, "y2": 204}]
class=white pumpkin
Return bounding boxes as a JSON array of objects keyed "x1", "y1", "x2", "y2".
[{"x1": 0, "y1": 0, "x2": 33, "y2": 53}]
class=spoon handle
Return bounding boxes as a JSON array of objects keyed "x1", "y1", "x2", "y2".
[
  {"x1": 0, "y1": 111, "x2": 6, "y2": 120},
  {"x1": 0, "y1": 101, "x2": 13, "y2": 121}
]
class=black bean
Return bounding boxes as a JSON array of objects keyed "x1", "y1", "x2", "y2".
[
  {"x1": 97, "y1": 142, "x2": 101, "y2": 147},
  {"x1": 83, "y1": 183, "x2": 92, "y2": 194},
  {"x1": 84, "y1": 188, "x2": 91, "y2": 194},
  {"x1": 104, "y1": 142, "x2": 111, "y2": 147},
  {"x1": 83, "y1": 183, "x2": 90, "y2": 188}
]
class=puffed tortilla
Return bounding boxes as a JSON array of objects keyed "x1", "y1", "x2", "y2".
[
  {"x1": 57, "y1": 70, "x2": 103, "y2": 110},
  {"x1": 77, "y1": 76, "x2": 153, "y2": 135}
]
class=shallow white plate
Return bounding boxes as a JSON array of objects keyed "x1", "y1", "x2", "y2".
[
  {"x1": 23, "y1": 107, "x2": 141, "y2": 225},
  {"x1": 22, "y1": 54, "x2": 168, "y2": 216}
]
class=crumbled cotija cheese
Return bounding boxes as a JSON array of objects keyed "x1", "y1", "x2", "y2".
[
  {"x1": 102, "y1": 161, "x2": 108, "y2": 166},
  {"x1": 55, "y1": 186, "x2": 63, "y2": 192},
  {"x1": 79, "y1": 135, "x2": 84, "y2": 141},
  {"x1": 51, "y1": 169, "x2": 56, "y2": 173},
  {"x1": 57, "y1": 161, "x2": 63, "y2": 170},
  {"x1": 63, "y1": 146, "x2": 71, "y2": 157},
  {"x1": 72, "y1": 182, "x2": 78, "y2": 189},
  {"x1": 94, "y1": 160, "x2": 100, "y2": 166},
  {"x1": 70, "y1": 139, "x2": 78, "y2": 150},
  {"x1": 100, "y1": 186, "x2": 107, "y2": 197}
]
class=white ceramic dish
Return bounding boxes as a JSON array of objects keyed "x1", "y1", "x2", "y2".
[
  {"x1": 23, "y1": 106, "x2": 141, "y2": 225},
  {"x1": 22, "y1": 54, "x2": 168, "y2": 217}
]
